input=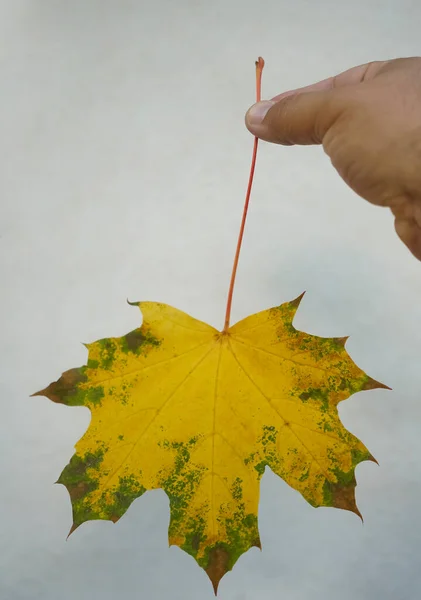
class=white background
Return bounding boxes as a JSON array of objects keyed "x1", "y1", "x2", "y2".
[{"x1": 1, "y1": 1, "x2": 421, "y2": 599}]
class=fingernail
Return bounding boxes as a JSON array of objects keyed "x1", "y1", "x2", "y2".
[{"x1": 245, "y1": 100, "x2": 275, "y2": 131}]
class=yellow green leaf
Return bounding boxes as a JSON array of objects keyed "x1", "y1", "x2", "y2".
[{"x1": 33, "y1": 293, "x2": 388, "y2": 592}]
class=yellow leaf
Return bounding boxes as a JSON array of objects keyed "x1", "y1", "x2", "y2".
[{"x1": 33, "y1": 294, "x2": 388, "y2": 592}]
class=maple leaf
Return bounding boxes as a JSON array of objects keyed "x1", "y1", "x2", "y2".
[{"x1": 33, "y1": 295, "x2": 388, "y2": 592}]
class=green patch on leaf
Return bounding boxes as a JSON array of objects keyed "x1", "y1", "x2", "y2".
[
  {"x1": 76, "y1": 385, "x2": 105, "y2": 407},
  {"x1": 299, "y1": 468, "x2": 310, "y2": 482},
  {"x1": 201, "y1": 504, "x2": 260, "y2": 583},
  {"x1": 96, "y1": 338, "x2": 118, "y2": 370},
  {"x1": 160, "y1": 438, "x2": 207, "y2": 551},
  {"x1": 58, "y1": 447, "x2": 107, "y2": 526},
  {"x1": 97, "y1": 474, "x2": 147, "y2": 520},
  {"x1": 87, "y1": 359, "x2": 100, "y2": 369}
]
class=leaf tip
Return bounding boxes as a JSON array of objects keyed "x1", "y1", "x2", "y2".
[
  {"x1": 291, "y1": 290, "x2": 306, "y2": 307},
  {"x1": 362, "y1": 377, "x2": 391, "y2": 392},
  {"x1": 205, "y1": 546, "x2": 230, "y2": 596},
  {"x1": 345, "y1": 500, "x2": 363, "y2": 523},
  {"x1": 335, "y1": 335, "x2": 349, "y2": 347},
  {"x1": 66, "y1": 522, "x2": 79, "y2": 540},
  {"x1": 326, "y1": 476, "x2": 363, "y2": 520}
]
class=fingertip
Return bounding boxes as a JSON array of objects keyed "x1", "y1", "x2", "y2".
[{"x1": 245, "y1": 100, "x2": 276, "y2": 136}]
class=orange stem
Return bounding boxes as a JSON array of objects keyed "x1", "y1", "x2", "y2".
[{"x1": 223, "y1": 57, "x2": 264, "y2": 331}]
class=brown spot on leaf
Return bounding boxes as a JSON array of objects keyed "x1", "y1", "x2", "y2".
[
  {"x1": 205, "y1": 546, "x2": 230, "y2": 595},
  {"x1": 67, "y1": 481, "x2": 90, "y2": 501},
  {"x1": 338, "y1": 378, "x2": 348, "y2": 391},
  {"x1": 124, "y1": 329, "x2": 147, "y2": 352},
  {"x1": 31, "y1": 367, "x2": 87, "y2": 405},
  {"x1": 328, "y1": 478, "x2": 362, "y2": 521}
]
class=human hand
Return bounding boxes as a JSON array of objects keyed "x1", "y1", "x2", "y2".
[{"x1": 245, "y1": 57, "x2": 421, "y2": 261}]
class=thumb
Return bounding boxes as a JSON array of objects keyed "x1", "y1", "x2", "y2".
[{"x1": 245, "y1": 90, "x2": 341, "y2": 146}]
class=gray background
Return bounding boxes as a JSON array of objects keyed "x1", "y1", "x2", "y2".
[{"x1": 1, "y1": 1, "x2": 421, "y2": 599}]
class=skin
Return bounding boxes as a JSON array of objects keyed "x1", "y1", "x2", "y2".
[{"x1": 245, "y1": 57, "x2": 421, "y2": 261}]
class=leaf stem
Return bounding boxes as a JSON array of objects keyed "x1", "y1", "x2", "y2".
[{"x1": 223, "y1": 56, "x2": 265, "y2": 332}]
